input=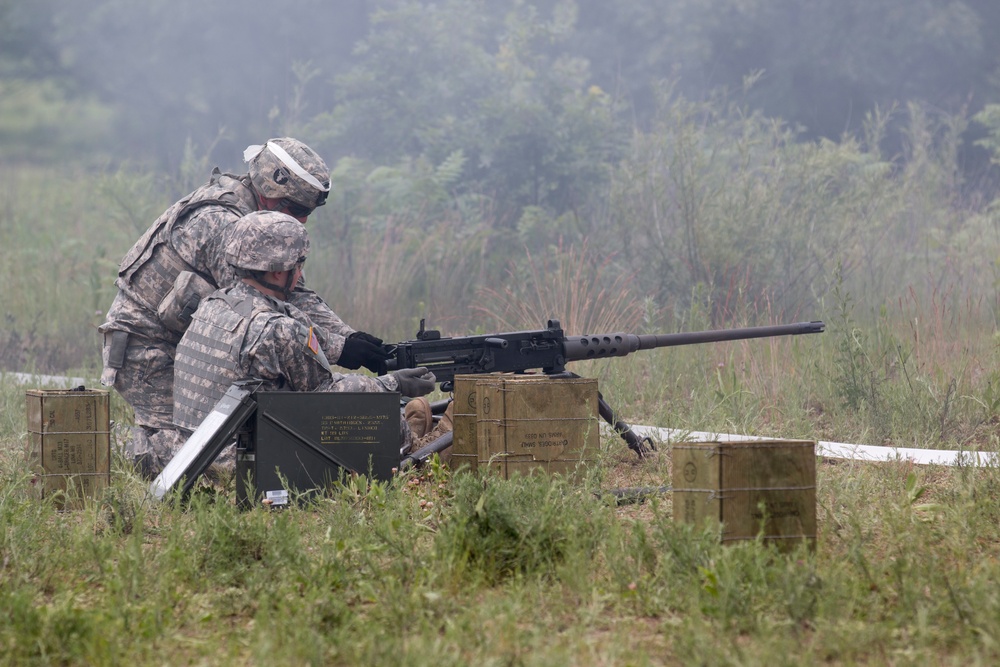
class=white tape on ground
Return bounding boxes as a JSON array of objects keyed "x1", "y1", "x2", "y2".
[
  {"x1": 4, "y1": 372, "x2": 96, "y2": 387},
  {"x1": 627, "y1": 424, "x2": 998, "y2": 468}
]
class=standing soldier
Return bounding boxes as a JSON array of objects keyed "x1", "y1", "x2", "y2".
[{"x1": 100, "y1": 138, "x2": 391, "y2": 476}]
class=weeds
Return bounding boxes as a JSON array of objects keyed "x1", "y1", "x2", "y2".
[
  {"x1": 435, "y1": 471, "x2": 610, "y2": 585},
  {"x1": 2, "y1": 94, "x2": 1000, "y2": 664},
  {"x1": 1, "y1": 414, "x2": 1000, "y2": 664},
  {"x1": 471, "y1": 239, "x2": 644, "y2": 334}
]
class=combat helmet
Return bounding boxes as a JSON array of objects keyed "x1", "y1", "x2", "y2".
[
  {"x1": 244, "y1": 138, "x2": 331, "y2": 214},
  {"x1": 225, "y1": 210, "x2": 310, "y2": 275}
]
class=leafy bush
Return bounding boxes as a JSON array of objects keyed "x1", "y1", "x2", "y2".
[{"x1": 434, "y1": 471, "x2": 609, "y2": 584}]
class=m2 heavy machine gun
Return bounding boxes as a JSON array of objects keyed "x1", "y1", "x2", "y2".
[
  {"x1": 149, "y1": 320, "x2": 826, "y2": 498},
  {"x1": 386, "y1": 319, "x2": 825, "y2": 464}
]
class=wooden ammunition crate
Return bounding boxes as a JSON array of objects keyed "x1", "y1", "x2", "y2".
[
  {"x1": 26, "y1": 389, "x2": 111, "y2": 509},
  {"x1": 449, "y1": 374, "x2": 484, "y2": 473},
  {"x1": 672, "y1": 439, "x2": 816, "y2": 550},
  {"x1": 451, "y1": 374, "x2": 599, "y2": 480}
]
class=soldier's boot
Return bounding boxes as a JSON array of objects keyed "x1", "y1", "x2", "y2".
[
  {"x1": 417, "y1": 400, "x2": 454, "y2": 463},
  {"x1": 404, "y1": 397, "x2": 434, "y2": 440}
]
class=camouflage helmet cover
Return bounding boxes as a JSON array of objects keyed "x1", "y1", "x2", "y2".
[
  {"x1": 244, "y1": 137, "x2": 331, "y2": 209},
  {"x1": 225, "y1": 211, "x2": 311, "y2": 273}
]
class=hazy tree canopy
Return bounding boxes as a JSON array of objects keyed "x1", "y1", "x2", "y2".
[
  {"x1": 572, "y1": 0, "x2": 994, "y2": 141},
  {"x1": 48, "y1": 0, "x2": 369, "y2": 166},
  {"x1": 2, "y1": 0, "x2": 1000, "y2": 210},
  {"x1": 0, "y1": 0, "x2": 62, "y2": 77},
  {"x1": 309, "y1": 0, "x2": 621, "y2": 224},
  {"x1": 4, "y1": 0, "x2": 1000, "y2": 361}
]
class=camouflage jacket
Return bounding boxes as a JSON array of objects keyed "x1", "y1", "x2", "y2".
[
  {"x1": 173, "y1": 282, "x2": 398, "y2": 431},
  {"x1": 100, "y1": 169, "x2": 353, "y2": 361}
]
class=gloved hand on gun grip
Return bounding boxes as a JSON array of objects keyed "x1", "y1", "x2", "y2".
[
  {"x1": 393, "y1": 367, "x2": 437, "y2": 397},
  {"x1": 338, "y1": 331, "x2": 392, "y2": 374},
  {"x1": 347, "y1": 330, "x2": 383, "y2": 347}
]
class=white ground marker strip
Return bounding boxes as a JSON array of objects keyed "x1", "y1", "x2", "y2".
[
  {"x1": 4, "y1": 372, "x2": 95, "y2": 387},
  {"x1": 628, "y1": 425, "x2": 999, "y2": 468}
]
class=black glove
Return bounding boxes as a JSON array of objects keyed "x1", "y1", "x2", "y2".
[
  {"x1": 348, "y1": 330, "x2": 384, "y2": 347},
  {"x1": 339, "y1": 333, "x2": 392, "y2": 374},
  {"x1": 394, "y1": 367, "x2": 437, "y2": 397}
]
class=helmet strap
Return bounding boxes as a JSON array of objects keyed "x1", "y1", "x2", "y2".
[
  {"x1": 281, "y1": 269, "x2": 298, "y2": 300},
  {"x1": 255, "y1": 269, "x2": 297, "y2": 300}
]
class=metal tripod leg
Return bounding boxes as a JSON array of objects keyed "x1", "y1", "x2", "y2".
[
  {"x1": 596, "y1": 394, "x2": 654, "y2": 457},
  {"x1": 551, "y1": 371, "x2": 654, "y2": 457}
]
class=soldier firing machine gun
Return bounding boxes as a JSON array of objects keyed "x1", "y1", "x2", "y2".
[
  {"x1": 149, "y1": 318, "x2": 826, "y2": 499},
  {"x1": 385, "y1": 318, "x2": 825, "y2": 466}
]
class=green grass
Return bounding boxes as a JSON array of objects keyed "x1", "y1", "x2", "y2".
[
  {"x1": 3, "y1": 353, "x2": 1000, "y2": 665},
  {"x1": 2, "y1": 434, "x2": 1000, "y2": 665},
  {"x1": 3, "y1": 103, "x2": 1000, "y2": 663}
]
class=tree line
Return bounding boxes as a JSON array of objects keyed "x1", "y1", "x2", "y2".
[
  {"x1": 2, "y1": 0, "x2": 999, "y2": 349},
  {"x1": 3, "y1": 1, "x2": 1000, "y2": 212}
]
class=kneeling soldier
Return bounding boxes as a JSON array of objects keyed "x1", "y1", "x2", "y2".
[{"x1": 169, "y1": 210, "x2": 439, "y2": 474}]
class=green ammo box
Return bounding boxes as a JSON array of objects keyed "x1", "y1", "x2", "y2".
[
  {"x1": 451, "y1": 374, "x2": 599, "y2": 481},
  {"x1": 26, "y1": 389, "x2": 111, "y2": 509},
  {"x1": 449, "y1": 374, "x2": 482, "y2": 473},
  {"x1": 672, "y1": 439, "x2": 817, "y2": 551}
]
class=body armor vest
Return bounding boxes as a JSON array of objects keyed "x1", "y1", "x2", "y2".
[
  {"x1": 116, "y1": 170, "x2": 256, "y2": 313},
  {"x1": 173, "y1": 288, "x2": 281, "y2": 431}
]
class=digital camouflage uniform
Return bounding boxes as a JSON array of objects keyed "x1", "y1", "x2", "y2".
[
  {"x1": 99, "y1": 140, "x2": 353, "y2": 473},
  {"x1": 172, "y1": 281, "x2": 411, "y2": 470}
]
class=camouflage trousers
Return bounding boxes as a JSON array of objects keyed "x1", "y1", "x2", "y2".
[{"x1": 101, "y1": 335, "x2": 189, "y2": 477}]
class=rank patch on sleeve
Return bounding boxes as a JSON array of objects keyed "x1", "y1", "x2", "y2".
[{"x1": 306, "y1": 326, "x2": 320, "y2": 355}]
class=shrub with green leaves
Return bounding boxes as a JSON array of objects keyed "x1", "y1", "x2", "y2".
[{"x1": 434, "y1": 471, "x2": 611, "y2": 584}]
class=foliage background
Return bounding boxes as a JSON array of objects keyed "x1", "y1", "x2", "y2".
[
  {"x1": 2, "y1": 0, "x2": 1000, "y2": 378},
  {"x1": 5, "y1": 5, "x2": 1000, "y2": 664}
]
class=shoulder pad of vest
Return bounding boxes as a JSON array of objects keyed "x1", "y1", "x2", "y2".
[{"x1": 212, "y1": 287, "x2": 250, "y2": 314}]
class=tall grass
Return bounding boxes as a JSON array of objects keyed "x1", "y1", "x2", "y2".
[
  {"x1": 608, "y1": 93, "x2": 999, "y2": 327},
  {"x1": 2, "y1": 102, "x2": 998, "y2": 450},
  {"x1": 0, "y1": 165, "x2": 167, "y2": 374},
  {"x1": 3, "y1": 424, "x2": 1000, "y2": 664},
  {"x1": 306, "y1": 208, "x2": 492, "y2": 342},
  {"x1": 2, "y1": 95, "x2": 1000, "y2": 663},
  {"x1": 471, "y1": 239, "x2": 645, "y2": 334}
]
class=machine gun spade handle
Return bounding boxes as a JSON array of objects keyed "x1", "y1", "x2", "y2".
[{"x1": 551, "y1": 372, "x2": 654, "y2": 457}]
